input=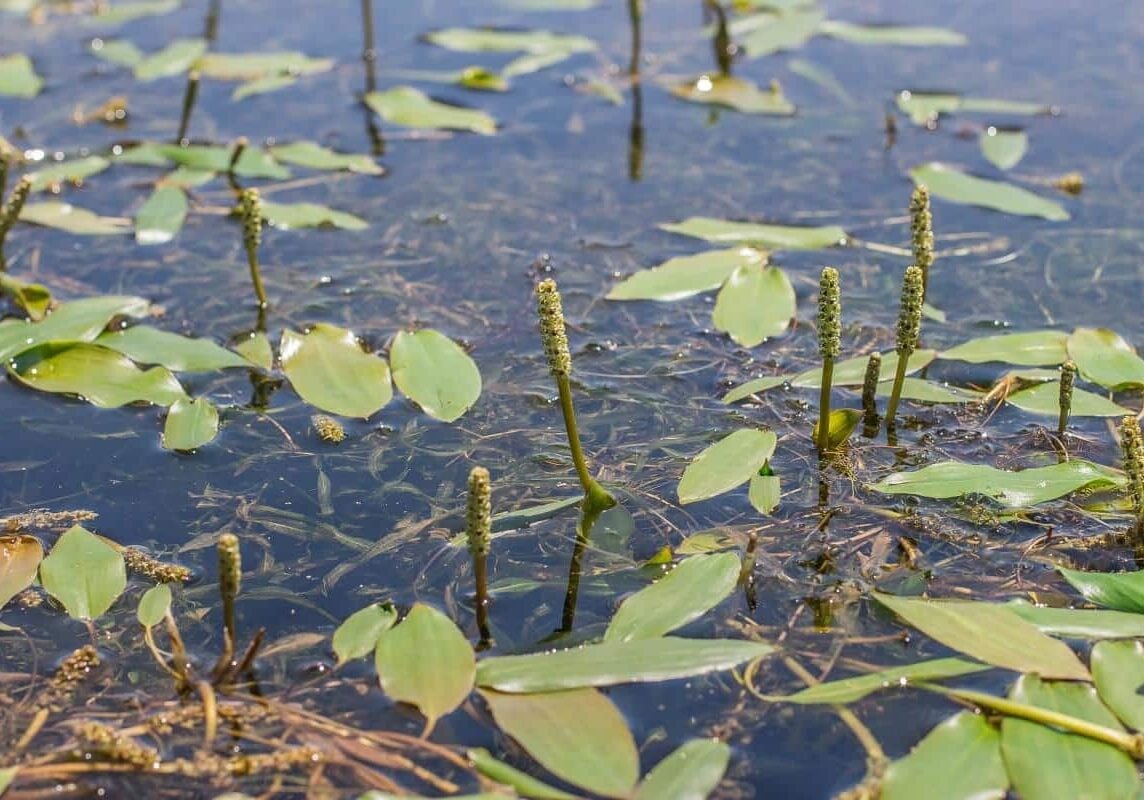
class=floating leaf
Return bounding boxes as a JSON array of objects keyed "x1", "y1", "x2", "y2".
[
  {"x1": 89, "y1": 0, "x2": 178, "y2": 24},
  {"x1": 940, "y1": 330, "x2": 1068, "y2": 366},
  {"x1": 818, "y1": 20, "x2": 965, "y2": 46},
  {"x1": 232, "y1": 74, "x2": 298, "y2": 100},
  {"x1": 980, "y1": 127, "x2": 1028, "y2": 170},
  {"x1": 26, "y1": 156, "x2": 110, "y2": 192},
  {"x1": 96, "y1": 326, "x2": 248, "y2": 372},
  {"x1": 158, "y1": 167, "x2": 215, "y2": 189},
  {"x1": 0, "y1": 535, "x2": 43, "y2": 611},
  {"x1": 0, "y1": 273, "x2": 52, "y2": 320},
  {"x1": 193, "y1": 51, "x2": 334, "y2": 81},
  {"x1": 732, "y1": 9, "x2": 825, "y2": 57},
  {"x1": 670, "y1": 74, "x2": 795, "y2": 115},
  {"x1": 481, "y1": 688, "x2": 639, "y2": 798},
  {"x1": 712, "y1": 263, "x2": 795, "y2": 346},
  {"x1": 1007, "y1": 602, "x2": 1144, "y2": 640},
  {"x1": 90, "y1": 39, "x2": 143, "y2": 68},
  {"x1": 476, "y1": 637, "x2": 774, "y2": 692},
  {"x1": 896, "y1": 90, "x2": 1049, "y2": 126},
  {"x1": 0, "y1": 294, "x2": 149, "y2": 361},
  {"x1": 875, "y1": 377, "x2": 981, "y2": 404},
  {"x1": 872, "y1": 593, "x2": 1089, "y2": 680},
  {"x1": 660, "y1": 217, "x2": 846, "y2": 249},
  {"x1": 1058, "y1": 567, "x2": 1144, "y2": 614},
  {"x1": 811, "y1": 408, "x2": 863, "y2": 449},
  {"x1": 162, "y1": 397, "x2": 219, "y2": 451},
  {"x1": 634, "y1": 739, "x2": 730, "y2": 800},
  {"x1": 333, "y1": 602, "x2": 397, "y2": 666},
  {"x1": 233, "y1": 331, "x2": 273, "y2": 370},
  {"x1": 269, "y1": 141, "x2": 384, "y2": 176},
  {"x1": 457, "y1": 66, "x2": 509, "y2": 91},
  {"x1": 137, "y1": 583, "x2": 171, "y2": 628},
  {"x1": 280, "y1": 324, "x2": 392, "y2": 418},
  {"x1": 772, "y1": 657, "x2": 990, "y2": 705},
  {"x1": 39, "y1": 525, "x2": 126, "y2": 621},
  {"x1": 0, "y1": 54, "x2": 42, "y2": 98},
  {"x1": 605, "y1": 553, "x2": 741, "y2": 642},
  {"x1": 1092, "y1": 640, "x2": 1144, "y2": 732},
  {"x1": 608, "y1": 247, "x2": 766, "y2": 302},
  {"x1": 468, "y1": 748, "x2": 577, "y2": 800},
  {"x1": 748, "y1": 463, "x2": 780, "y2": 515},
  {"x1": 10, "y1": 343, "x2": 186, "y2": 408},
  {"x1": 1001, "y1": 675, "x2": 1139, "y2": 800},
  {"x1": 1066, "y1": 327, "x2": 1144, "y2": 390},
  {"x1": 260, "y1": 201, "x2": 368, "y2": 231},
  {"x1": 19, "y1": 202, "x2": 131, "y2": 234},
  {"x1": 424, "y1": 28, "x2": 596, "y2": 55},
  {"x1": 910, "y1": 162, "x2": 1069, "y2": 221},
  {"x1": 1006, "y1": 381, "x2": 1129, "y2": 417},
  {"x1": 389, "y1": 329, "x2": 481, "y2": 422},
  {"x1": 869, "y1": 459, "x2": 1122, "y2": 508},
  {"x1": 134, "y1": 186, "x2": 187, "y2": 245},
  {"x1": 882, "y1": 712, "x2": 1007, "y2": 800},
  {"x1": 677, "y1": 429, "x2": 778, "y2": 504},
  {"x1": 365, "y1": 87, "x2": 496, "y2": 135},
  {"x1": 116, "y1": 143, "x2": 290, "y2": 180},
  {"x1": 135, "y1": 38, "x2": 207, "y2": 81},
  {"x1": 374, "y1": 603, "x2": 474, "y2": 732}
]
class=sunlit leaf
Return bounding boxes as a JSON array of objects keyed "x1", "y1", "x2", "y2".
[
  {"x1": 26, "y1": 156, "x2": 110, "y2": 192},
  {"x1": 0, "y1": 54, "x2": 42, "y2": 98},
  {"x1": 158, "y1": 167, "x2": 215, "y2": 189},
  {"x1": 608, "y1": 247, "x2": 766, "y2": 302},
  {"x1": 269, "y1": 141, "x2": 384, "y2": 176},
  {"x1": 1066, "y1": 327, "x2": 1144, "y2": 390},
  {"x1": 135, "y1": 38, "x2": 207, "y2": 81},
  {"x1": 605, "y1": 553, "x2": 741, "y2": 642},
  {"x1": 481, "y1": 688, "x2": 639, "y2": 798},
  {"x1": 476, "y1": 637, "x2": 774, "y2": 692},
  {"x1": 116, "y1": 143, "x2": 290, "y2": 180},
  {"x1": 875, "y1": 377, "x2": 981, "y2": 404},
  {"x1": 748, "y1": 463, "x2": 780, "y2": 515},
  {"x1": 1007, "y1": 602, "x2": 1144, "y2": 640},
  {"x1": 771, "y1": 657, "x2": 990, "y2": 704},
  {"x1": 0, "y1": 294, "x2": 149, "y2": 361},
  {"x1": 719, "y1": 350, "x2": 938, "y2": 403},
  {"x1": 162, "y1": 396, "x2": 219, "y2": 451},
  {"x1": 0, "y1": 273, "x2": 52, "y2": 320},
  {"x1": 280, "y1": 324, "x2": 392, "y2": 418},
  {"x1": 193, "y1": 51, "x2": 334, "y2": 81},
  {"x1": 134, "y1": 186, "x2": 187, "y2": 245},
  {"x1": 980, "y1": 127, "x2": 1028, "y2": 170},
  {"x1": 732, "y1": 9, "x2": 825, "y2": 57},
  {"x1": 457, "y1": 66, "x2": 510, "y2": 91},
  {"x1": 90, "y1": 39, "x2": 143, "y2": 68},
  {"x1": 424, "y1": 27, "x2": 596, "y2": 55},
  {"x1": 503, "y1": 50, "x2": 574, "y2": 77},
  {"x1": 232, "y1": 75, "x2": 297, "y2": 100},
  {"x1": 89, "y1": 1, "x2": 178, "y2": 24},
  {"x1": 39, "y1": 525, "x2": 126, "y2": 621},
  {"x1": 137, "y1": 583, "x2": 171, "y2": 628},
  {"x1": 910, "y1": 162, "x2": 1069, "y2": 221},
  {"x1": 677, "y1": 429, "x2": 778, "y2": 504},
  {"x1": 374, "y1": 603, "x2": 474, "y2": 732},
  {"x1": 10, "y1": 343, "x2": 186, "y2": 407},
  {"x1": 19, "y1": 202, "x2": 131, "y2": 234},
  {"x1": 660, "y1": 217, "x2": 846, "y2": 249},
  {"x1": 712, "y1": 263, "x2": 795, "y2": 346},
  {"x1": 1058, "y1": 567, "x2": 1144, "y2": 614},
  {"x1": 872, "y1": 593, "x2": 1090, "y2": 680},
  {"x1": 896, "y1": 90, "x2": 1050, "y2": 126},
  {"x1": 787, "y1": 58, "x2": 851, "y2": 104},
  {"x1": 882, "y1": 712, "x2": 1006, "y2": 800},
  {"x1": 96, "y1": 326, "x2": 248, "y2": 372},
  {"x1": 365, "y1": 87, "x2": 497, "y2": 135},
  {"x1": 818, "y1": 20, "x2": 966, "y2": 46},
  {"x1": 333, "y1": 602, "x2": 397, "y2": 666},
  {"x1": 233, "y1": 331, "x2": 273, "y2": 370},
  {"x1": 0, "y1": 535, "x2": 43, "y2": 611},
  {"x1": 389, "y1": 329, "x2": 481, "y2": 422},
  {"x1": 1001, "y1": 675, "x2": 1139, "y2": 800},
  {"x1": 1092, "y1": 640, "x2": 1144, "y2": 732},
  {"x1": 1006, "y1": 381, "x2": 1129, "y2": 417},
  {"x1": 260, "y1": 201, "x2": 367, "y2": 231},
  {"x1": 670, "y1": 74, "x2": 795, "y2": 115},
  {"x1": 940, "y1": 330, "x2": 1068, "y2": 366},
  {"x1": 869, "y1": 459, "x2": 1122, "y2": 508},
  {"x1": 634, "y1": 738, "x2": 730, "y2": 800}
]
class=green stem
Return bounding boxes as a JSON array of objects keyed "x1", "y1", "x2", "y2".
[
  {"x1": 884, "y1": 351, "x2": 911, "y2": 432},
  {"x1": 473, "y1": 552, "x2": 492, "y2": 650},
  {"x1": 816, "y1": 357, "x2": 834, "y2": 453},
  {"x1": 555, "y1": 373, "x2": 614, "y2": 511},
  {"x1": 246, "y1": 246, "x2": 268, "y2": 309}
]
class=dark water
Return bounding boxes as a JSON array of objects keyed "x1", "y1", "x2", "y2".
[{"x1": 1, "y1": 0, "x2": 1143, "y2": 797}]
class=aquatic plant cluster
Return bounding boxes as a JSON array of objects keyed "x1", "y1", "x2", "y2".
[{"x1": 1, "y1": 0, "x2": 1144, "y2": 799}]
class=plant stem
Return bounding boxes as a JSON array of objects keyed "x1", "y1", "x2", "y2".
[
  {"x1": 884, "y1": 352, "x2": 910, "y2": 431},
  {"x1": 816, "y1": 357, "x2": 834, "y2": 453},
  {"x1": 556, "y1": 372, "x2": 614, "y2": 512}
]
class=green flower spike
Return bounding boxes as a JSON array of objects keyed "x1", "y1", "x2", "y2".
[
  {"x1": 910, "y1": 184, "x2": 934, "y2": 298},
  {"x1": 217, "y1": 532, "x2": 242, "y2": 659},
  {"x1": 466, "y1": 466, "x2": 493, "y2": 647},
  {"x1": 239, "y1": 188, "x2": 267, "y2": 309},
  {"x1": 0, "y1": 176, "x2": 32, "y2": 259},
  {"x1": 1058, "y1": 360, "x2": 1076, "y2": 436},
  {"x1": 1121, "y1": 416, "x2": 1144, "y2": 550},
  {"x1": 815, "y1": 266, "x2": 841, "y2": 453},
  {"x1": 861, "y1": 351, "x2": 882, "y2": 424},
  {"x1": 885, "y1": 265, "x2": 923, "y2": 432}
]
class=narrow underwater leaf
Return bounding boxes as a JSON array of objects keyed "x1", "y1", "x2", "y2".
[
  {"x1": 0, "y1": 294, "x2": 149, "y2": 361},
  {"x1": 869, "y1": 459, "x2": 1122, "y2": 508},
  {"x1": 787, "y1": 58, "x2": 851, "y2": 104},
  {"x1": 910, "y1": 162, "x2": 1069, "y2": 221},
  {"x1": 39, "y1": 525, "x2": 126, "y2": 622},
  {"x1": 811, "y1": 408, "x2": 863, "y2": 448},
  {"x1": 712, "y1": 263, "x2": 795, "y2": 346},
  {"x1": 1058, "y1": 567, "x2": 1144, "y2": 614},
  {"x1": 26, "y1": 156, "x2": 110, "y2": 192},
  {"x1": 90, "y1": 39, "x2": 143, "y2": 68},
  {"x1": 748, "y1": 463, "x2": 780, "y2": 515},
  {"x1": 260, "y1": 201, "x2": 368, "y2": 231},
  {"x1": 280, "y1": 324, "x2": 392, "y2": 419},
  {"x1": 96, "y1": 326, "x2": 248, "y2": 372},
  {"x1": 134, "y1": 38, "x2": 207, "y2": 81},
  {"x1": 772, "y1": 657, "x2": 990, "y2": 705},
  {"x1": 424, "y1": 28, "x2": 595, "y2": 55},
  {"x1": 0, "y1": 54, "x2": 42, "y2": 98},
  {"x1": 660, "y1": 217, "x2": 846, "y2": 249},
  {"x1": 389, "y1": 329, "x2": 481, "y2": 422},
  {"x1": 1066, "y1": 327, "x2": 1144, "y2": 390},
  {"x1": 605, "y1": 553, "x2": 741, "y2": 642},
  {"x1": 677, "y1": 429, "x2": 778, "y2": 504},
  {"x1": 476, "y1": 637, "x2": 774, "y2": 692},
  {"x1": 19, "y1": 202, "x2": 131, "y2": 234},
  {"x1": 1006, "y1": 381, "x2": 1129, "y2": 417},
  {"x1": 1093, "y1": 640, "x2": 1144, "y2": 731},
  {"x1": 193, "y1": 51, "x2": 334, "y2": 80},
  {"x1": 0, "y1": 535, "x2": 43, "y2": 611},
  {"x1": 10, "y1": 343, "x2": 187, "y2": 408},
  {"x1": 1001, "y1": 675, "x2": 1139, "y2": 800},
  {"x1": 333, "y1": 602, "x2": 397, "y2": 666},
  {"x1": 882, "y1": 712, "x2": 1007, "y2": 800},
  {"x1": 468, "y1": 748, "x2": 577, "y2": 800},
  {"x1": 608, "y1": 247, "x2": 766, "y2": 302},
  {"x1": 136, "y1": 583, "x2": 171, "y2": 628},
  {"x1": 732, "y1": 9, "x2": 825, "y2": 57},
  {"x1": 791, "y1": 350, "x2": 938, "y2": 390},
  {"x1": 365, "y1": 87, "x2": 497, "y2": 135},
  {"x1": 634, "y1": 738, "x2": 730, "y2": 800},
  {"x1": 89, "y1": 0, "x2": 178, "y2": 24},
  {"x1": 162, "y1": 396, "x2": 219, "y2": 451},
  {"x1": 0, "y1": 273, "x2": 52, "y2": 320},
  {"x1": 1006, "y1": 602, "x2": 1144, "y2": 640},
  {"x1": 374, "y1": 603, "x2": 475, "y2": 732},
  {"x1": 875, "y1": 377, "x2": 981, "y2": 403},
  {"x1": 134, "y1": 185, "x2": 187, "y2": 245},
  {"x1": 818, "y1": 20, "x2": 966, "y2": 46},
  {"x1": 669, "y1": 74, "x2": 795, "y2": 115},
  {"x1": 940, "y1": 330, "x2": 1068, "y2": 366},
  {"x1": 481, "y1": 688, "x2": 639, "y2": 798},
  {"x1": 232, "y1": 75, "x2": 297, "y2": 100},
  {"x1": 872, "y1": 593, "x2": 1090, "y2": 680},
  {"x1": 980, "y1": 127, "x2": 1029, "y2": 170},
  {"x1": 233, "y1": 331, "x2": 273, "y2": 370},
  {"x1": 269, "y1": 141, "x2": 384, "y2": 176}
]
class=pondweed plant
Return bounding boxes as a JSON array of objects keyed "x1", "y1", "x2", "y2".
[
  {"x1": 536, "y1": 278, "x2": 615, "y2": 512},
  {"x1": 814, "y1": 266, "x2": 841, "y2": 453},
  {"x1": 1122, "y1": 416, "x2": 1144, "y2": 549},
  {"x1": 465, "y1": 465, "x2": 493, "y2": 649},
  {"x1": 0, "y1": 175, "x2": 31, "y2": 263},
  {"x1": 239, "y1": 188, "x2": 268, "y2": 309},
  {"x1": 1058, "y1": 359, "x2": 1076, "y2": 436},
  {"x1": 860, "y1": 351, "x2": 881, "y2": 431},
  {"x1": 910, "y1": 184, "x2": 934, "y2": 297},
  {"x1": 884, "y1": 264, "x2": 924, "y2": 432}
]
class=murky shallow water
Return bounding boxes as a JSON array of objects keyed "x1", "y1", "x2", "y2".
[{"x1": 1, "y1": 0, "x2": 1143, "y2": 797}]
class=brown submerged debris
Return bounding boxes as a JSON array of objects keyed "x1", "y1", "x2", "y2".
[
  {"x1": 1053, "y1": 171, "x2": 1084, "y2": 195},
  {"x1": 123, "y1": 548, "x2": 193, "y2": 584},
  {"x1": 313, "y1": 414, "x2": 347, "y2": 443},
  {"x1": 2, "y1": 508, "x2": 98, "y2": 533},
  {"x1": 76, "y1": 721, "x2": 159, "y2": 769}
]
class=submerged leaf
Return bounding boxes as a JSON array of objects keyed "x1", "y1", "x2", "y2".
[
  {"x1": 162, "y1": 397, "x2": 220, "y2": 451},
  {"x1": 882, "y1": 712, "x2": 1007, "y2": 800},
  {"x1": 260, "y1": 201, "x2": 368, "y2": 231},
  {"x1": 910, "y1": 162, "x2": 1069, "y2": 221},
  {"x1": 1066, "y1": 327, "x2": 1144, "y2": 390},
  {"x1": 365, "y1": 87, "x2": 496, "y2": 135},
  {"x1": 96, "y1": 326, "x2": 248, "y2": 372},
  {"x1": 39, "y1": 525, "x2": 126, "y2": 621},
  {"x1": 280, "y1": 324, "x2": 392, "y2": 418},
  {"x1": 712, "y1": 263, "x2": 795, "y2": 346},
  {"x1": 333, "y1": 602, "x2": 397, "y2": 666},
  {"x1": 669, "y1": 74, "x2": 795, "y2": 115},
  {"x1": 940, "y1": 330, "x2": 1068, "y2": 366},
  {"x1": 19, "y1": 202, "x2": 131, "y2": 234},
  {"x1": 90, "y1": 39, "x2": 144, "y2": 68},
  {"x1": 389, "y1": 329, "x2": 481, "y2": 422},
  {"x1": 0, "y1": 535, "x2": 43, "y2": 611},
  {"x1": 136, "y1": 583, "x2": 171, "y2": 628},
  {"x1": 980, "y1": 127, "x2": 1029, "y2": 170},
  {"x1": 134, "y1": 186, "x2": 188, "y2": 245},
  {"x1": 10, "y1": 343, "x2": 187, "y2": 408},
  {"x1": 818, "y1": 20, "x2": 966, "y2": 46},
  {"x1": 634, "y1": 739, "x2": 730, "y2": 800},
  {"x1": 660, "y1": 217, "x2": 846, "y2": 249},
  {"x1": 269, "y1": 141, "x2": 384, "y2": 176},
  {"x1": 677, "y1": 429, "x2": 778, "y2": 504},
  {"x1": 608, "y1": 247, "x2": 766, "y2": 302},
  {"x1": 0, "y1": 54, "x2": 42, "y2": 98},
  {"x1": 720, "y1": 349, "x2": 937, "y2": 403}
]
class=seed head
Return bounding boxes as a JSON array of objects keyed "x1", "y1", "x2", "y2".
[
  {"x1": 466, "y1": 466, "x2": 492, "y2": 557},
  {"x1": 0, "y1": 176, "x2": 32, "y2": 242},
  {"x1": 817, "y1": 267, "x2": 841, "y2": 360},
  {"x1": 313, "y1": 414, "x2": 345, "y2": 444},
  {"x1": 1058, "y1": 361, "x2": 1076, "y2": 429},
  {"x1": 240, "y1": 188, "x2": 262, "y2": 252},
  {"x1": 217, "y1": 533, "x2": 241, "y2": 606},
  {"x1": 861, "y1": 351, "x2": 882, "y2": 418},
  {"x1": 895, "y1": 265, "x2": 924, "y2": 356},
  {"x1": 910, "y1": 184, "x2": 934, "y2": 291},
  {"x1": 537, "y1": 279, "x2": 571, "y2": 378}
]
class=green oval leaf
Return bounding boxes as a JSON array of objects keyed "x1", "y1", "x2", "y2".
[
  {"x1": 980, "y1": 127, "x2": 1028, "y2": 170},
  {"x1": 733, "y1": 9, "x2": 825, "y2": 57},
  {"x1": 712, "y1": 263, "x2": 795, "y2": 346},
  {"x1": 424, "y1": 28, "x2": 596, "y2": 54},
  {"x1": 634, "y1": 738, "x2": 730, "y2": 800},
  {"x1": 1066, "y1": 327, "x2": 1144, "y2": 390},
  {"x1": 910, "y1": 162, "x2": 1069, "y2": 221},
  {"x1": 260, "y1": 201, "x2": 368, "y2": 231},
  {"x1": 0, "y1": 534, "x2": 43, "y2": 612},
  {"x1": 677, "y1": 429, "x2": 778, "y2": 504},
  {"x1": 1093, "y1": 640, "x2": 1144, "y2": 731},
  {"x1": 605, "y1": 553, "x2": 741, "y2": 642},
  {"x1": 608, "y1": 247, "x2": 766, "y2": 302},
  {"x1": 882, "y1": 712, "x2": 1007, "y2": 800},
  {"x1": 792, "y1": 349, "x2": 937, "y2": 390},
  {"x1": 0, "y1": 295, "x2": 149, "y2": 361},
  {"x1": 770, "y1": 657, "x2": 990, "y2": 705},
  {"x1": 1058, "y1": 567, "x2": 1144, "y2": 614},
  {"x1": 0, "y1": 53, "x2": 42, "y2": 98},
  {"x1": 39, "y1": 525, "x2": 127, "y2": 622},
  {"x1": 19, "y1": 202, "x2": 132, "y2": 234},
  {"x1": 269, "y1": 141, "x2": 384, "y2": 176},
  {"x1": 333, "y1": 602, "x2": 397, "y2": 666},
  {"x1": 365, "y1": 87, "x2": 496, "y2": 135},
  {"x1": 163, "y1": 396, "x2": 220, "y2": 451},
  {"x1": 134, "y1": 38, "x2": 207, "y2": 81},
  {"x1": 1006, "y1": 381, "x2": 1129, "y2": 417},
  {"x1": 670, "y1": 74, "x2": 795, "y2": 115},
  {"x1": 481, "y1": 688, "x2": 639, "y2": 798},
  {"x1": 97, "y1": 326, "x2": 249, "y2": 372},
  {"x1": 811, "y1": 408, "x2": 863, "y2": 448},
  {"x1": 193, "y1": 51, "x2": 334, "y2": 81},
  {"x1": 0, "y1": 273, "x2": 52, "y2": 321},
  {"x1": 135, "y1": 186, "x2": 188, "y2": 245},
  {"x1": 748, "y1": 464, "x2": 780, "y2": 515},
  {"x1": 390, "y1": 329, "x2": 482, "y2": 422},
  {"x1": 233, "y1": 331, "x2": 273, "y2": 370},
  {"x1": 659, "y1": 217, "x2": 846, "y2": 250},
  {"x1": 818, "y1": 20, "x2": 966, "y2": 46},
  {"x1": 940, "y1": 330, "x2": 1068, "y2": 366},
  {"x1": 280, "y1": 324, "x2": 392, "y2": 419},
  {"x1": 374, "y1": 603, "x2": 475, "y2": 732},
  {"x1": 10, "y1": 343, "x2": 186, "y2": 408},
  {"x1": 1007, "y1": 602, "x2": 1144, "y2": 639},
  {"x1": 137, "y1": 583, "x2": 172, "y2": 628},
  {"x1": 875, "y1": 377, "x2": 982, "y2": 404},
  {"x1": 26, "y1": 156, "x2": 110, "y2": 192}
]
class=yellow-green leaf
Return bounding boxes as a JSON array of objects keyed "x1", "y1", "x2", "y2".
[
  {"x1": 39, "y1": 525, "x2": 126, "y2": 621},
  {"x1": 390, "y1": 329, "x2": 481, "y2": 422},
  {"x1": 280, "y1": 324, "x2": 392, "y2": 418},
  {"x1": 162, "y1": 396, "x2": 220, "y2": 451},
  {"x1": 678, "y1": 429, "x2": 778, "y2": 504}
]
